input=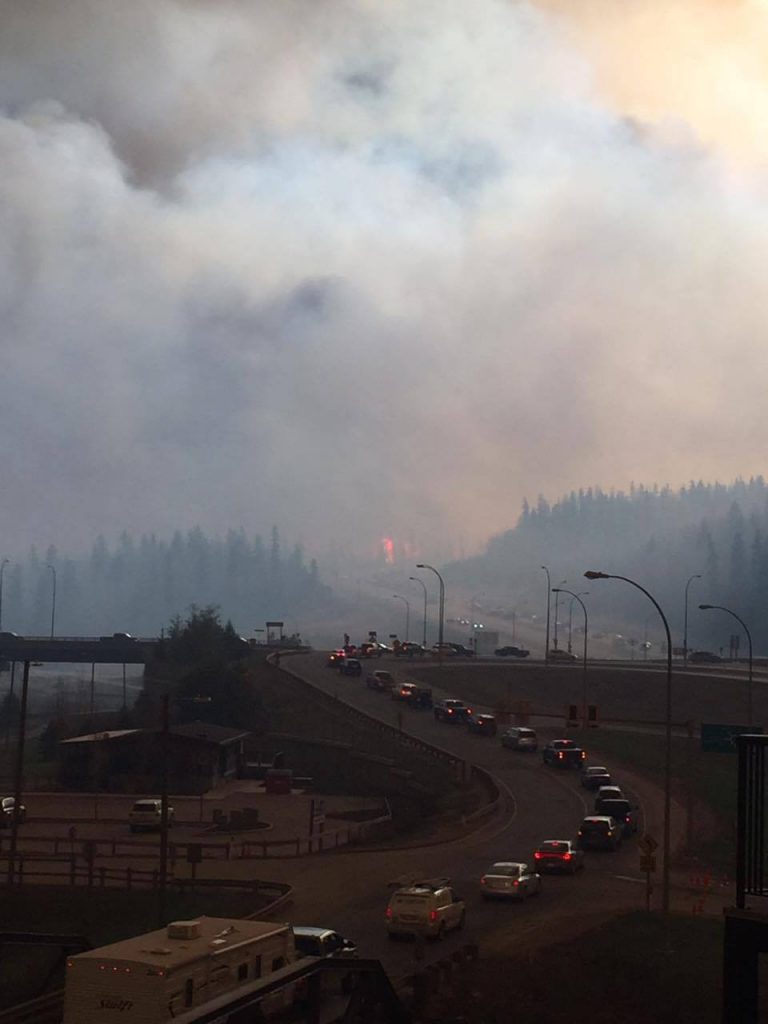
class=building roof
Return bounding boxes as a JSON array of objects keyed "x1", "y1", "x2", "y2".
[
  {"x1": 71, "y1": 917, "x2": 287, "y2": 970},
  {"x1": 169, "y1": 721, "x2": 249, "y2": 746},
  {"x1": 60, "y1": 730, "x2": 140, "y2": 745}
]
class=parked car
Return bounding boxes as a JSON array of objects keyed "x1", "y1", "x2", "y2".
[
  {"x1": 0, "y1": 796, "x2": 25, "y2": 827},
  {"x1": 542, "y1": 739, "x2": 587, "y2": 768},
  {"x1": 480, "y1": 862, "x2": 541, "y2": 900},
  {"x1": 580, "y1": 766, "x2": 612, "y2": 790},
  {"x1": 129, "y1": 799, "x2": 175, "y2": 833},
  {"x1": 466, "y1": 713, "x2": 497, "y2": 736},
  {"x1": 434, "y1": 699, "x2": 473, "y2": 723},
  {"x1": 385, "y1": 878, "x2": 465, "y2": 939},
  {"x1": 548, "y1": 649, "x2": 577, "y2": 662},
  {"x1": 339, "y1": 658, "x2": 362, "y2": 677},
  {"x1": 500, "y1": 727, "x2": 538, "y2": 752},
  {"x1": 494, "y1": 646, "x2": 530, "y2": 658},
  {"x1": 577, "y1": 816, "x2": 622, "y2": 851},
  {"x1": 596, "y1": 798, "x2": 638, "y2": 837},
  {"x1": 366, "y1": 670, "x2": 395, "y2": 691},
  {"x1": 533, "y1": 840, "x2": 585, "y2": 874}
]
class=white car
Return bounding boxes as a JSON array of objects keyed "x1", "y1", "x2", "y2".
[
  {"x1": 480, "y1": 862, "x2": 541, "y2": 900},
  {"x1": 129, "y1": 798, "x2": 175, "y2": 833}
]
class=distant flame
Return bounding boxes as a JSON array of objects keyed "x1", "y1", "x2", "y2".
[{"x1": 381, "y1": 537, "x2": 395, "y2": 564}]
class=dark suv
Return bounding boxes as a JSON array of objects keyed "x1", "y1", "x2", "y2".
[
  {"x1": 542, "y1": 739, "x2": 587, "y2": 769},
  {"x1": 596, "y1": 798, "x2": 638, "y2": 837},
  {"x1": 577, "y1": 816, "x2": 622, "y2": 851},
  {"x1": 434, "y1": 699, "x2": 473, "y2": 723}
]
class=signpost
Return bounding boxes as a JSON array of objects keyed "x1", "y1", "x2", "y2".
[{"x1": 638, "y1": 834, "x2": 658, "y2": 911}]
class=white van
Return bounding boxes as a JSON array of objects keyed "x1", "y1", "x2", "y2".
[
  {"x1": 500, "y1": 726, "x2": 538, "y2": 751},
  {"x1": 385, "y1": 879, "x2": 465, "y2": 940},
  {"x1": 63, "y1": 918, "x2": 294, "y2": 1023}
]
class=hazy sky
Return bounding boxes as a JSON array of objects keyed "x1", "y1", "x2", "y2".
[{"x1": 2, "y1": 0, "x2": 768, "y2": 564}]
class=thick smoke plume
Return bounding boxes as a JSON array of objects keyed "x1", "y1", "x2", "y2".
[{"x1": 1, "y1": 0, "x2": 767, "y2": 562}]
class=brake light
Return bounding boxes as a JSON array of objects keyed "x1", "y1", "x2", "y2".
[
  {"x1": 467, "y1": 708, "x2": 473, "y2": 714},
  {"x1": 513, "y1": 880, "x2": 519, "y2": 887},
  {"x1": 480, "y1": 877, "x2": 486, "y2": 885},
  {"x1": 558, "y1": 752, "x2": 564, "y2": 759},
  {"x1": 429, "y1": 910, "x2": 438, "y2": 922},
  {"x1": 564, "y1": 852, "x2": 572, "y2": 861},
  {"x1": 534, "y1": 851, "x2": 542, "y2": 859},
  {"x1": 385, "y1": 907, "x2": 392, "y2": 919}
]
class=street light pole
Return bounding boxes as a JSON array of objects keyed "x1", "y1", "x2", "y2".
[
  {"x1": 586, "y1": 570, "x2": 673, "y2": 914},
  {"x1": 552, "y1": 579, "x2": 567, "y2": 651},
  {"x1": 409, "y1": 576, "x2": 428, "y2": 647},
  {"x1": 46, "y1": 564, "x2": 57, "y2": 639},
  {"x1": 554, "y1": 589, "x2": 588, "y2": 726},
  {"x1": 417, "y1": 564, "x2": 445, "y2": 647},
  {"x1": 699, "y1": 604, "x2": 753, "y2": 726},
  {"x1": 683, "y1": 574, "x2": 702, "y2": 669},
  {"x1": 393, "y1": 595, "x2": 411, "y2": 642},
  {"x1": 541, "y1": 566, "x2": 551, "y2": 663},
  {"x1": 0, "y1": 559, "x2": 10, "y2": 633}
]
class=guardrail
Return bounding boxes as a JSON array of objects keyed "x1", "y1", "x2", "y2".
[
  {"x1": 278, "y1": 662, "x2": 467, "y2": 776},
  {"x1": 0, "y1": 811, "x2": 394, "y2": 884}
]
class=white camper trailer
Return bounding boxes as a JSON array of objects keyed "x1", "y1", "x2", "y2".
[{"x1": 63, "y1": 917, "x2": 294, "y2": 1024}]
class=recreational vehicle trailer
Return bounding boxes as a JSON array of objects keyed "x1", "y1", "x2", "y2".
[{"x1": 63, "y1": 917, "x2": 294, "y2": 1023}]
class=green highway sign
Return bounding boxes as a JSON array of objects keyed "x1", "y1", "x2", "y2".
[{"x1": 701, "y1": 724, "x2": 763, "y2": 753}]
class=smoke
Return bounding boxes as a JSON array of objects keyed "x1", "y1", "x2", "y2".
[{"x1": 1, "y1": 0, "x2": 768, "y2": 562}]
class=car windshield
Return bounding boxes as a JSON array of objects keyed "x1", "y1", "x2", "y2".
[
  {"x1": 540, "y1": 841, "x2": 569, "y2": 853},
  {"x1": 132, "y1": 801, "x2": 156, "y2": 811}
]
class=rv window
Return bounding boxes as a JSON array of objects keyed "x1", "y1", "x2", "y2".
[
  {"x1": 238, "y1": 963, "x2": 248, "y2": 981},
  {"x1": 253, "y1": 956, "x2": 262, "y2": 978},
  {"x1": 184, "y1": 979, "x2": 194, "y2": 1007},
  {"x1": 272, "y1": 956, "x2": 285, "y2": 971}
]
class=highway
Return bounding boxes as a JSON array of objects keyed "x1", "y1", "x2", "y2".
[{"x1": 264, "y1": 652, "x2": 681, "y2": 982}]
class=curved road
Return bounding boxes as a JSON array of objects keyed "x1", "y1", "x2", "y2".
[{"x1": 257, "y1": 652, "x2": 680, "y2": 982}]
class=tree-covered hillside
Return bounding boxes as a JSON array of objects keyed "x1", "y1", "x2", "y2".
[
  {"x1": 448, "y1": 478, "x2": 768, "y2": 650},
  {"x1": 1, "y1": 526, "x2": 333, "y2": 637}
]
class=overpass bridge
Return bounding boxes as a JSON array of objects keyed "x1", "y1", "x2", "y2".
[{"x1": 0, "y1": 634, "x2": 160, "y2": 665}]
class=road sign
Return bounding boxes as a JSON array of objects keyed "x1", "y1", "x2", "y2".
[
  {"x1": 638, "y1": 833, "x2": 658, "y2": 854},
  {"x1": 701, "y1": 723, "x2": 762, "y2": 753},
  {"x1": 640, "y1": 854, "x2": 657, "y2": 873}
]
